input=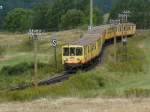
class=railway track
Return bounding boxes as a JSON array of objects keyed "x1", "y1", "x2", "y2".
[
  {"x1": 9, "y1": 39, "x2": 116, "y2": 91},
  {"x1": 38, "y1": 72, "x2": 72, "y2": 86},
  {"x1": 10, "y1": 72, "x2": 74, "y2": 91}
]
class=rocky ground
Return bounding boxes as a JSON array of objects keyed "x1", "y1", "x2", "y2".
[{"x1": 0, "y1": 98, "x2": 150, "y2": 112}]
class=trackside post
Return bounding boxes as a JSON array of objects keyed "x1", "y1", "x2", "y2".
[{"x1": 51, "y1": 36, "x2": 57, "y2": 70}]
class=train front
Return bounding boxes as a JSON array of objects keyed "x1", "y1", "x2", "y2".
[{"x1": 62, "y1": 45, "x2": 84, "y2": 72}]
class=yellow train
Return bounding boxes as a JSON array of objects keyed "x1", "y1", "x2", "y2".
[{"x1": 62, "y1": 23, "x2": 136, "y2": 71}]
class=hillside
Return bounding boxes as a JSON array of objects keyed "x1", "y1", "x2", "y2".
[{"x1": 0, "y1": 30, "x2": 150, "y2": 101}]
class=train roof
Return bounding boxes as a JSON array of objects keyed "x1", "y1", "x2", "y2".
[
  {"x1": 71, "y1": 25, "x2": 110, "y2": 46},
  {"x1": 69, "y1": 23, "x2": 135, "y2": 46}
]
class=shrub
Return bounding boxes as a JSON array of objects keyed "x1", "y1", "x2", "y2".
[
  {"x1": 60, "y1": 9, "x2": 84, "y2": 30},
  {"x1": 4, "y1": 8, "x2": 33, "y2": 32},
  {"x1": 0, "y1": 62, "x2": 50, "y2": 76},
  {"x1": 0, "y1": 62, "x2": 31, "y2": 75},
  {"x1": 5, "y1": 87, "x2": 50, "y2": 101},
  {"x1": 125, "y1": 88, "x2": 150, "y2": 97}
]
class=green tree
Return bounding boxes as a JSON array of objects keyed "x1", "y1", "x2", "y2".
[
  {"x1": 109, "y1": 0, "x2": 150, "y2": 29},
  {"x1": 32, "y1": 2, "x2": 51, "y2": 30},
  {"x1": 47, "y1": 0, "x2": 73, "y2": 30},
  {"x1": 60, "y1": 9, "x2": 84, "y2": 30},
  {"x1": 4, "y1": 8, "x2": 33, "y2": 32},
  {"x1": 48, "y1": 0, "x2": 103, "y2": 30},
  {"x1": 83, "y1": 7, "x2": 103, "y2": 26}
]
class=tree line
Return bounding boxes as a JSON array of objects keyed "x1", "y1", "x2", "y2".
[
  {"x1": 1, "y1": 0, "x2": 103, "y2": 32},
  {"x1": 109, "y1": 0, "x2": 150, "y2": 29},
  {"x1": 0, "y1": 0, "x2": 150, "y2": 32}
]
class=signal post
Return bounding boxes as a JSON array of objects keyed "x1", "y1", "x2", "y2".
[{"x1": 51, "y1": 35, "x2": 57, "y2": 70}]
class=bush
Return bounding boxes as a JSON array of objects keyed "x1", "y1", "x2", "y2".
[
  {"x1": 60, "y1": 9, "x2": 84, "y2": 30},
  {"x1": 0, "y1": 62, "x2": 31, "y2": 75},
  {"x1": 4, "y1": 8, "x2": 33, "y2": 32},
  {"x1": 0, "y1": 62, "x2": 50, "y2": 76},
  {"x1": 125, "y1": 88, "x2": 150, "y2": 97},
  {"x1": 4, "y1": 87, "x2": 50, "y2": 101}
]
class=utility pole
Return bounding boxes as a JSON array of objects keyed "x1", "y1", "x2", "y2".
[
  {"x1": 89, "y1": 0, "x2": 93, "y2": 30},
  {"x1": 28, "y1": 29, "x2": 41, "y2": 86},
  {"x1": 110, "y1": 19, "x2": 120, "y2": 63},
  {"x1": 118, "y1": 11, "x2": 130, "y2": 61},
  {"x1": 119, "y1": 13, "x2": 125, "y2": 41},
  {"x1": 123, "y1": 11, "x2": 130, "y2": 61}
]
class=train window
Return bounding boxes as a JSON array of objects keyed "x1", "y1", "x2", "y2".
[
  {"x1": 94, "y1": 45, "x2": 96, "y2": 50},
  {"x1": 63, "y1": 48, "x2": 69, "y2": 56},
  {"x1": 76, "y1": 47, "x2": 83, "y2": 56},
  {"x1": 70, "y1": 47, "x2": 75, "y2": 56},
  {"x1": 84, "y1": 47, "x2": 87, "y2": 55},
  {"x1": 88, "y1": 46, "x2": 90, "y2": 53}
]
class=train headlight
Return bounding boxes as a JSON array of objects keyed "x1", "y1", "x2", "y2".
[{"x1": 64, "y1": 58, "x2": 68, "y2": 62}]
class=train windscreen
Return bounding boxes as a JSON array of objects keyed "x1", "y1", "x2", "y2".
[
  {"x1": 63, "y1": 48, "x2": 69, "y2": 56},
  {"x1": 70, "y1": 47, "x2": 75, "y2": 56},
  {"x1": 63, "y1": 47, "x2": 83, "y2": 56}
]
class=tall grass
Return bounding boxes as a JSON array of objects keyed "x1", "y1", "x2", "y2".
[
  {"x1": 106, "y1": 42, "x2": 147, "y2": 73},
  {"x1": 0, "y1": 30, "x2": 150, "y2": 101},
  {"x1": 0, "y1": 70, "x2": 108, "y2": 101}
]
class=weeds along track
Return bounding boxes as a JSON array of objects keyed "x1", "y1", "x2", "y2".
[
  {"x1": 38, "y1": 72, "x2": 73, "y2": 86},
  {"x1": 10, "y1": 72, "x2": 73, "y2": 91},
  {"x1": 9, "y1": 40, "x2": 111, "y2": 92}
]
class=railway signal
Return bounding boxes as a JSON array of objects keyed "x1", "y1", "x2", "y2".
[
  {"x1": 51, "y1": 35, "x2": 57, "y2": 70},
  {"x1": 28, "y1": 29, "x2": 42, "y2": 86},
  {"x1": 51, "y1": 39, "x2": 57, "y2": 47}
]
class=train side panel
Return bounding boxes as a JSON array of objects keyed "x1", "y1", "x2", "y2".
[{"x1": 83, "y1": 35, "x2": 104, "y2": 64}]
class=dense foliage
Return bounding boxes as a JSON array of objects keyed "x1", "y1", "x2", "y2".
[
  {"x1": 0, "y1": 62, "x2": 49, "y2": 76},
  {"x1": 110, "y1": 0, "x2": 150, "y2": 29},
  {"x1": 0, "y1": 0, "x2": 150, "y2": 32},
  {"x1": 60, "y1": 9, "x2": 84, "y2": 30},
  {"x1": 1, "y1": 0, "x2": 103, "y2": 32},
  {"x1": 3, "y1": 8, "x2": 33, "y2": 32},
  {"x1": 37, "y1": 0, "x2": 103, "y2": 31}
]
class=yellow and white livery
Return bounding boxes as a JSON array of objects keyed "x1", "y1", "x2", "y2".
[{"x1": 62, "y1": 23, "x2": 136, "y2": 71}]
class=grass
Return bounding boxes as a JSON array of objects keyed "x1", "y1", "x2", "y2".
[
  {"x1": 0, "y1": 30, "x2": 82, "y2": 91},
  {"x1": 0, "y1": 30, "x2": 150, "y2": 101}
]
